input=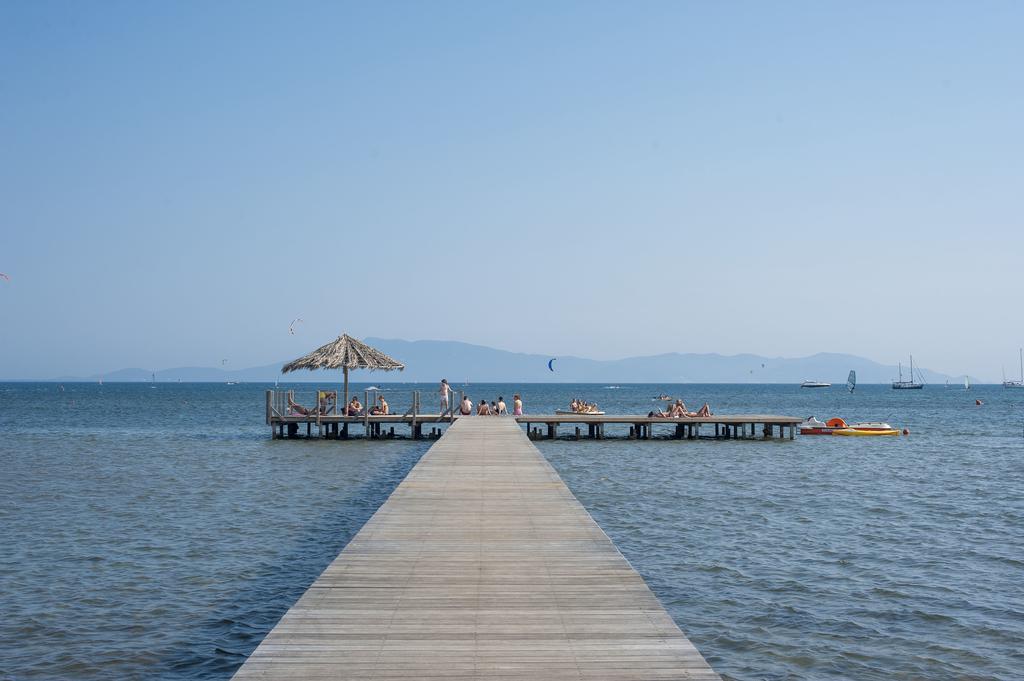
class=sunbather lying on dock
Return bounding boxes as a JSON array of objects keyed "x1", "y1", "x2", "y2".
[
  {"x1": 649, "y1": 400, "x2": 713, "y2": 418},
  {"x1": 288, "y1": 395, "x2": 313, "y2": 415}
]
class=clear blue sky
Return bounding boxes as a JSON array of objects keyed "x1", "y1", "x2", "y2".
[{"x1": 2, "y1": 1, "x2": 1022, "y2": 380}]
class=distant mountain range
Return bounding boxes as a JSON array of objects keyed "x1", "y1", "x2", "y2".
[{"x1": 46, "y1": 337, "x2": 973, "y2": 384}]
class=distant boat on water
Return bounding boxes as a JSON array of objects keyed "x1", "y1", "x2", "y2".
[
  {"x1": 1003, "y1": 348, "x2": 1024, "y2": 388},
  {"x1": 892, "y1": 355, "x2": 924, "y2": 390},
  {"x1": 964, "y1": 376, "x2": 971, "y2": 390},
  {"x1": 801, "y1": 381, "x2": 831, "y2": 388},
  {"x1": 846, "y1": 370, "x2": 856, "y2": 393}
]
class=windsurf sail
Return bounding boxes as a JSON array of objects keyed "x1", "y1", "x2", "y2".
[
  {"x1": 964, "y1": 376, "x2": 970, "y2": 390},
  {"x1": 847, "y1": 370, "x2": 856, "y2": 393}
]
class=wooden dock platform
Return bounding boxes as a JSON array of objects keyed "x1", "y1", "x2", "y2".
[
  {"x1": 268, "y1": 389, "x2": 802, "y2": 441},
  {"x1": 234, "y1": 417, "x2": 721, "y2": 680}
]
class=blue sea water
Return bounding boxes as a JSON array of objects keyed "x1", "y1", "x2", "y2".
[{"x1": 1, "y1": 381, "x2": 1023, "y2": 680}]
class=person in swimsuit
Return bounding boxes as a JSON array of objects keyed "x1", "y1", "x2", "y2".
[
  {"x1": 288, "y1": 395, "x2": 312, "y2": 415},
  {"x1": 513, "y1": 394, "x2": 523, "y2": 416},
  {"x1": 460, "y1": 395, "x2": 473, "y2": 415},
  {"x1": 439, "y1": 379, "x2": 452, "y2": 416},
  {"x1": 496, "y1": 396, "x2": 507, "y2": 415},
  {"x1": 477, "y1": 399, "x2": 490, "y2": 415}
]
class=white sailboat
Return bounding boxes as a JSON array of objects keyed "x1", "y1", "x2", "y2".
[
  {"x1": 846, "y1": 370, "x2": 856, "y2": 393},
  {"x1": 892, "y1": 354, "x2": 924, "y2": 390},
  {"x1": 964, "y1": 376, "x2": 970, "y2": 390},
  {"x1": 1004, "y1": 348, "x2": 1024, "y2": 388}
]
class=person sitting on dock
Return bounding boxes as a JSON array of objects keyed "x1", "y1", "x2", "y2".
[
  {"x1": 496, "y1": 396, "x2": 508, "y2": 415},
  {"x1": 345, "y1": 397, "x2": 363, "y2": 416},
  {"x1": 369, "y1": 395, "x2": 389, "y2": 415},
  {"x1": 649, "y1": 404, "x2": 682, "y2": 418},
  {"x1": 477, "y1": 399, "x2": 490, "y2": 415},
  {"x1": 694, "y1": 402, "x2": 712, "y2": 417},
  {"x1": 460, "y1": 395, "x2": 473, "y2": 415}
]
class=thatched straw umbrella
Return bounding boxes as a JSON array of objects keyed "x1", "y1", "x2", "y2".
[{"x1": 281, "y1": 334, "x2": 404, "y2": 409}]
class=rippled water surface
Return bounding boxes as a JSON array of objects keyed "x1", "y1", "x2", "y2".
[
  {"x1": 538, "y1": 383, "x2": 1024, "y2": 681},
  {"x1": 1, "y1": 382, "x2": 1023, "y2": 679},
  {"x1": 0, "y1": 383, "x2": 429, "y2": 679}
]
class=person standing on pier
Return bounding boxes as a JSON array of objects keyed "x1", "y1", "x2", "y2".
[
  {"x1": 513, "y1": 394, "x2": 523, "y2": 416},
  {"x1": 439, "y1": 379, "x2": 453, "y2": 416}
]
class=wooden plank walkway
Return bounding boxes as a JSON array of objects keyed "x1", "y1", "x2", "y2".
[{"x1": 235, "y1": 417, "x2": 721, "y2": 680}]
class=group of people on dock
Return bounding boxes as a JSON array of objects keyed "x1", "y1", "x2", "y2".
[
  {"x1": 341, "y1": 395, "x2": 389, "y2": 416},
  {"x1": 442, "y1": 379, "x2": 523, "y2": 417},
  {"x1": 290, "y1": 380, "x2": 710, "y2": 420},
  {"x1": 288, "y1": 390, "x2": 338, "y2": 416},
  {"x1": 649, "y1": 399, "x2": 712, "y2": 419}
]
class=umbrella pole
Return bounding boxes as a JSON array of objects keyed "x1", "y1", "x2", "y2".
[{"x1": 343, "y1": 367, "x2": 349, "y2": 414}]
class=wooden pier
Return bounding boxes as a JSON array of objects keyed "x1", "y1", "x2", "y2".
[
  {"x1": 267, "y1": 390, "x2": 802, "y2": 441},
  {"x1": 234, "y1": 417, "x2": 721, "y2": 680}
]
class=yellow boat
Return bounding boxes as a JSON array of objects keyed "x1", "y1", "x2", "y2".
[{"x1": 832, "y1": 426, "x2": 900, "y2": 437}]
